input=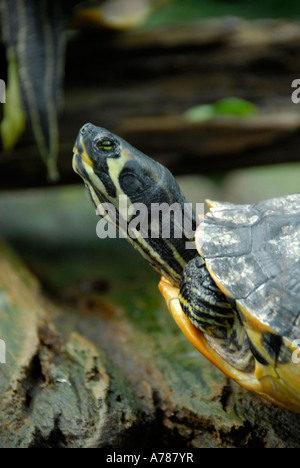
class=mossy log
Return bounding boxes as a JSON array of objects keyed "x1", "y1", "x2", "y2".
[{"x1": 0, "y1": 241, "x2": 300, "y2": 448}]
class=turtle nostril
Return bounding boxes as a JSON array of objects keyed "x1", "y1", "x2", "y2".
[{"x1": 81, "y1": 123, "x2": 93, "y2": 135}]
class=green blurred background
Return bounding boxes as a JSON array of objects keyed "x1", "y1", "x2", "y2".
[{"x1": 147, "y1": 0, "x2": 300, "y2": 24}]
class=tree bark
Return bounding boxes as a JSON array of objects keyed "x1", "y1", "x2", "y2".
[{"x1": 0, "y1": 240, "x2": 300, "y2": 448}]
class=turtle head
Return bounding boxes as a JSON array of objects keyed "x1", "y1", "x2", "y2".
[
  {"x1": 73, "y1": 123, "x2": 197, "y2": 285},
  {"x1": 73, "y1": 123, "x2": 182, "y2": 206}
]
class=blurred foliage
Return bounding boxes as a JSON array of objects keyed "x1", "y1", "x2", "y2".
[
  {"x1": 184, "y1": 98, "x2": 258, "y2": 123},
  {"x1": 146, "y1": 0, "x2": 300, "y2": 25},
  {"x1": 0, "y1": 50, "x2": 26, "y2": 151}
]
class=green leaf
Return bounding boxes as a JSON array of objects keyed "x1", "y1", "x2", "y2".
[
  {"x1": 183, "y1": 104, "x2": 216, "y2": 123},
  {"x1": 213, "y1": 97, "x2": 258, "y2": 116},
  {"x1": 0, "y1": 50, "x2": 26, "y2": 150},
  {"x1": 184, "y1": 97, "x2": 258, "y2": 123}
]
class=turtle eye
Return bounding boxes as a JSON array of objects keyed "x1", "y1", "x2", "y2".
[{"x1": 96, "y1": 139, "x2": 115, "y2": 152}]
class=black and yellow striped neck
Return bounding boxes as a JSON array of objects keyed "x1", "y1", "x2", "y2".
[{"x1": 73, "y1": 123, "x2": 198, "y2": 286}]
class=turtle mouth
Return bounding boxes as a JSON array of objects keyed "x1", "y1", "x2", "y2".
[
  {"x1": 72, "y1": 147, "x2": 81, "y2": 175},
  {"x1": 72, "y1": 147, "x2": 86, "y2": 179},
  {"x1": 73, "y1": 133, "x2": 95, "y2": 178}
]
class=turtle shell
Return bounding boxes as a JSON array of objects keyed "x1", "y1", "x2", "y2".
[{"x1": 196, "y1": 194, "x2": 300, "y2": 342}]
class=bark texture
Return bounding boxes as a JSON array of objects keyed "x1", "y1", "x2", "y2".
[{"x1": 0, "y1": 241, "x2": 300, "y2": 448}]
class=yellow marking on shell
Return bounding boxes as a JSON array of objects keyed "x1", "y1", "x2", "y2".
[
  {"x1": 236, "y1": 301, "x2": 276, "y2": 335},
  {"x1": 205, "y1": 199, "x2": 230, "y2": 210},
  {"x1": 238, "y1": 306, "x2": 300, "y2": 407},
  {"x1": 205, "y1": 199, "x2": 220, "y2": 210}
]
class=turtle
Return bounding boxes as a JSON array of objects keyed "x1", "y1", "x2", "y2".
[{"x1": 73, "y1": 122, "x2": 300, "y2": 413}]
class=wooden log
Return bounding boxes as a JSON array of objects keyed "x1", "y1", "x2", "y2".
[{"x1": 1, "y1": 238, "x2": 300, "y2": 448}]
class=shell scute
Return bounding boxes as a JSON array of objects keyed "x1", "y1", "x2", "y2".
[{"x1": 196, "y1": 195, "x2": 300, "y2": 340}]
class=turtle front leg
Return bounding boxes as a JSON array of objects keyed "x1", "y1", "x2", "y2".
[
  {"x1": 179, "y1": 256, "x2": 254, "y2": 372},
  {"x1": 179, "y1": 256, "x2": 234, "y2": 335}
]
